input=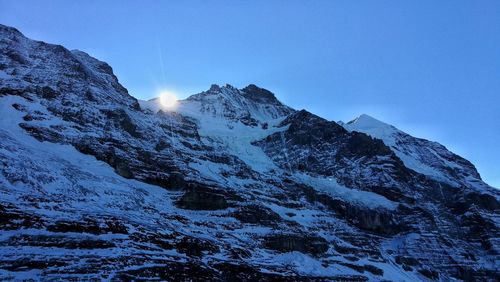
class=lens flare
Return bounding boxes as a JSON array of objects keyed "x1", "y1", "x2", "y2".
[{"x1": 159, "y1": 91, "x2": 178, "y2": 110}]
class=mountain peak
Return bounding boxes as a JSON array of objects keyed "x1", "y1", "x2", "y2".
[
  {"x1": 240, "y1": 84, "x2": 281, "y2": 105},
  {"x1": 205, "y1": 83, "x2": 241, "y2": 94},
  {"x1": 347, "y1": 114, "x2": 394, "y2": 131},
  {"x1": 207, "y1": 84, "x2": 221, "y2": 92},
  {"x1": 190, "y1": 83, "x2": 288, "y2": 109},
  {"x1": 349, "y1": 113, "x2": 380, "y2": 124},
  {"x1": 178, "y1": 83, "x2": 294, "y2": 124}
]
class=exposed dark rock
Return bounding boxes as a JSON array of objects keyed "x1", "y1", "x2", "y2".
[
  {"x1": 337, "y1": 262, "x2": 383, "y2": 276},
  {"x1": 4, "y1": 49, "x2": 27, "y2": 65},
  {"x1": 84, "y1": 89, "x2": 97, "y2": 102},
  {"x1": 214, "y1": 262, "x2": 337, "y2": 281},
  {"x1": 129, "y1": 231, "x2": 177, "y2": 250},
  {"x1": 228, "y1": 247, "x2": 252, "y2": 259},
  {"x1": 40, "y1": 86, "x2": 58, "y2": 99},
  {"x1": 115, "y1": 260, "x2": 343, "y2": 282},
  {"x1": 241, "y1": 84, "x2": 281, "y2": 105},
  {"x1": 115, "y1": 262, "x2": 218, "y2": 281},
  {"x1": 315, "y1": 193, "x2": 406, "y2": 235},
  {"x1": 464, "y1": 191, "x2": 499, "y2": 211},
  {"x1": 154, "y1": 140, "x2": 171, "y2": 151},
  {"x1": 418, "y1": 268, "x2": 439, "y2": 280},
  {"x1": 0, "y1": 87, "x2": 31, "y2": 99},
  {"x1": 459, "y1": 211, "x2": 498, "y2": 251},
  {"x1": 47, "y1": 218, "x2": 127, "y2": 235},
  {"x1": 263, "y1": 234, "x2": 329, "y2": 257},
  {"x1": 239, "y1": 112, "x2": 259, "y2": 127},
  {"x1": 395, "y1": 256, "x2": 420, "y2": 267},
  {"x1": 19, "y1": 123, "x2": 65, "y2": 143},
  {"x1": 144, "y1": 171, "x2": 188, "y2": 191},
  {"x1": 254, "y1": 109, "x2": 413, "y2": 190},
  {"x1": 4, "y1": 234, "x2": 115, "y2": 249},
  {"x1": 363, "y1": 264, "x2": 383, "y2": 276},
  {"x1": 174, "y1": 237, "x2": 219, "y2": 257},
  {"x1": 0, "y1": 258, "x2": 67, "y2": 272},
  {"x1": 0, "y1": 203, "x2": 43, "y2": 230},
  {"x1": 343, "y1": 205, "x2": 403, "y2": 235},
  {"x1": 176, "y1": 187, "x2": 229, "y2": 210},
  {"x1": 115, "y1": 160, "x2": 133, "y2": 179},
  {"x1": 231, "y1": 204, "x2": 282, "y2": 226},
  {"x1": 340, "y1": 131, "x2": 392, "y2": 158},
  {"x1": 114, "y1": 109, "x2": 141, "y2": 138}
]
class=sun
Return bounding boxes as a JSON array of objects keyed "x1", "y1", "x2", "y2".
[{"x1": 158, "y1": 91, "x2": 178, "y2": 110}]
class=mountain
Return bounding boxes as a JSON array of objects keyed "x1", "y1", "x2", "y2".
[
  {"x1": 0, "y1": 24, "x2": 499, "y2": 281},
  {"x1": 344, "y1": 114, "x2": 484, "y2": 188}
]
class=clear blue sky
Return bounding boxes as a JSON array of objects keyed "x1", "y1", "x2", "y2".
[{"x1": 1, "y1": 0, "x2": 499, "y2": 187}]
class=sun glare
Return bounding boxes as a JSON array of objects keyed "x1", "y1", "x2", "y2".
[{"x1": 159, "y1": 91, "x2": 178, "y2": 110}]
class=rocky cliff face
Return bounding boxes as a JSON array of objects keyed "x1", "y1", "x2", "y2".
[
  {"x1": 0, "y1": 24, "x2": 499, "y2": 281},
  {"x1": 344, "y1": 114, "x2": 484, "y2": 188}
]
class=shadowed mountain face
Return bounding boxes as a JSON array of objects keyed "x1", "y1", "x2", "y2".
[{"x1": 0, "y1": 24, "x2": 499, "y2": 281}]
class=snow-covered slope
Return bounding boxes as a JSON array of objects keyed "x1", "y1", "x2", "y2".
[
  {"x1": 140, "y1": 84, "x2": 293, "y2": 174},
  {"x1": 1, "y1": 24, "x2": 499, "y2": 281},
  {"x1": 344, "y1": 114, "x2": 487, "y2": 189}
]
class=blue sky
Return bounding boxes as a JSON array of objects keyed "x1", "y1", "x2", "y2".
[{"x1": 1, "y1": 0, "x2": 499, "y2": 187}]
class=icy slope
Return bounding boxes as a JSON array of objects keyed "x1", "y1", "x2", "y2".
[{"x1": 140, "y1": 84, "x2": 293, "y2": 173}]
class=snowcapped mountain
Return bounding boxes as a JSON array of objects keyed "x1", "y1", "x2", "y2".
[
  {"x1": 0, "y1": 24, "x2": 499, "y2": 281},
  {"x1": 344, "y1": 114, "x2": 485, "y2": 189}
]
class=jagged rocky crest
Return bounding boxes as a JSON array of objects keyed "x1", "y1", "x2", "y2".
[{"x1": 0, "y1": 24, "x2": 499, "y2": 281}]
